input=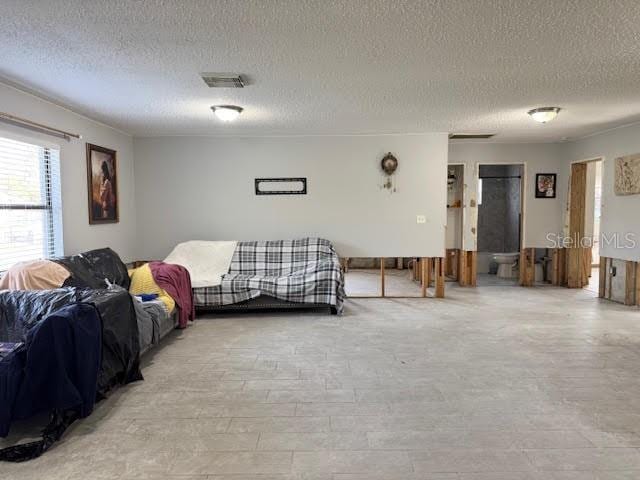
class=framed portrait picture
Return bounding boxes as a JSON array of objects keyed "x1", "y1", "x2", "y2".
[
  {"x1": 86, "y1": 143, "x2": 118, "y2": 224},
  {"x1": 535, "y1": 173, "x2": 556, "y2": 199}
]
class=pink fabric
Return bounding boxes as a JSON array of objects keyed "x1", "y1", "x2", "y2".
[
  {"x1": 0, "y1": 260, "x2": 70, "y2": 291},
  {"x1": 148, "y1": 261, "x2": 195, "y2": 328}
]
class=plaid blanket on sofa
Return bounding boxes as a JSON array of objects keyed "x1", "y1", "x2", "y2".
[{"x1": 193, "y1": 238, "x2": 345, "y2": 313}]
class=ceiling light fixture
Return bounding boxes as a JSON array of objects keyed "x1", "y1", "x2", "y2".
[
  {"x1": 211, "y1": 105, "x2": 243, "y2": 122},
  {"x1": 528, "y1": 107, "x2": 561, "y2": 123}
]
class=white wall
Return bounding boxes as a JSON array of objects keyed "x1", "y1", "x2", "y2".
[
  {"x1": 448, "y1": 142, "x2": 565, "y2": 250},
  {"x1": 134, "y1": 134, "x2": 448, "y2": 259},
  {"x1": 562, "y1": 124, "x2": 640, "y2": 261},
  {"x1": 0, "y1": 83, "x2": 137, "y2": 261}
]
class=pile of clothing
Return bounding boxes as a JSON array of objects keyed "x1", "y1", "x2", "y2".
[{"x1": 0, "y1": 248, "x2": 194, "y2": 461}]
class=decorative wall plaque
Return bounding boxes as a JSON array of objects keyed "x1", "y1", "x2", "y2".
[{"x1": 255, "y1": 177, "x2": 307, "y2": 195}]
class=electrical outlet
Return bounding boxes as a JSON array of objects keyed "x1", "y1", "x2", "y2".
[{"x1": 416, "y1": 215, "x2": 426, "y2": 224}]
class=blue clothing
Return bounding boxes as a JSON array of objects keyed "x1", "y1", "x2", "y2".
[{"x1": 0, "y1": 303, "x2": 101, "y2": 437}]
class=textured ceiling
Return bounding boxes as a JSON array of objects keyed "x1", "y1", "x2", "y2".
[{"x1": 2, "y1": 0, "x2": 640, "y2": 141}]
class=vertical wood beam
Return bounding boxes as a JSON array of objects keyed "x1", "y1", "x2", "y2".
[
  {"x1": 380, "y1": 257, "x2": 385, "y2": 298},
  {"x1": 636, "y1": 262, "x2": 640, "y2": 305},
  {"x1": 469, "y1": 251, "x2": 477, "y2": 287},
  {"x1": 425, "y1": 258, "x2": 432, "y2": 287},
  {"x1": 551, "y1": 249, "x2": 560, "y2": 285},
  {"x1": 413, "y1": 258, "x2": 420, "y2": 282},
  {"x1": 519, "y1": 248, "x2": 535, "y2": 286},
  {"x1": 636, "y1": 262, "x2": 640, "y2": 307},
  {"x1": 435, "y1": 257, "x2": 445, "y2": 298},
  {"x1": 568, "y1": 162, "x2": 587, "y2": 288},
  {"x1": 421, "y1": 257, "x2": 427, "y2": 297},
  {"x1": 599, "y1": 256, "x2": 607, "y2": 298},
  {"x1": 458, "y1": 252, "x2": 467, "y2": 287},
  {"x1": 625, "y1": 260, "x2": 636, "y2": 306}
]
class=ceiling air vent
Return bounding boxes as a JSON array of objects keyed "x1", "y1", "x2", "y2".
[
  {"x1": 200, "y1": 73, "x2": 245, "y2": 88},
  {"x1": 449, "y1": 133, "x2": 496, "y2": 140}
]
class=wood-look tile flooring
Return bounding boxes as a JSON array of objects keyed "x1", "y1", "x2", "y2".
[{"x1": 4, "y1": 284, "x2": 640, "y2": 479}]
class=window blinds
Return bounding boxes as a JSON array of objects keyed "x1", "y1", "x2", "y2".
[{"x1": 0, "y1": 135, "x2": 63, "y2": 271}]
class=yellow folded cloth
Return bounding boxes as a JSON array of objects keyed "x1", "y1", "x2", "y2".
[{"x1": 128, "y1": 263, "x2": 175, "y2": 313}]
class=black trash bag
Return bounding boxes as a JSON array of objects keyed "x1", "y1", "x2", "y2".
[
  {"x1": 0, "y1": 302, "x2": 102, "y2": 460},
  {"x1": 0, "y1": 410, "x2": 78, "y2": 462},
  {"x1": 0, "y1": 287, "x2": 141, "y2": 401},
  {"x1": 55, "y1": 247, "x2": 131, "y2": 290}
]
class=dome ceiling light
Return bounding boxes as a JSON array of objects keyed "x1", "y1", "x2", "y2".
[
  {"x1": 528, "y1": 107, "x2": 561, "y2": 123},
  {"x1": 211, "y1": 105, "x2": 243, "y2": 122}
]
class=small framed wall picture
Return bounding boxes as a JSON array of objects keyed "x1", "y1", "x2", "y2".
[
  {"x1": 535, "y1": 173, "x2": 556, "y2": 198},
  {"x1": 86, "y1": 143, "x2": 119, "y2": 224}
]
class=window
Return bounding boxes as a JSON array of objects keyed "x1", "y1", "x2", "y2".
[{"x1": 0, "y1": 135, "x2": 63, "y2": 271}]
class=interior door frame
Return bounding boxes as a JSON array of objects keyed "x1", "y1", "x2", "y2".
[
  {"x1": 567, "y1": 156, "x2": 603, "y2": 288},
  {"x1": 447, "y1": 162, "x2": 465, "y2": 253},
  {"x1": 475, "y1": 161, "x2": 526, "y2": 275}
]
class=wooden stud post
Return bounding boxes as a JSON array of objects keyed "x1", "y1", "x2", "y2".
[
  {"x1": 469, "y1": 251, "x2": 477, "y2": 287},
  {"x1": 412, "y1": 258, "x2": 420, "y2": 282},
  {"x1": 380, "y1": 257, "x2": 385, "y2": 297},
  {"x1": 435, "y1": 257, "x2": 445, "y2": 298},
  {"x1": 421, "y1": 257, "x2": 427, "y2": 297},
  {"x1": 551, "y1": 249, "x2": 559, "y2": 285},
  {"x1": 599, "y1": 257, "x2": 607, "y2": 298},
  {"x1": 452, "y1": 250, "x2": 459, "y2": 281},
  {"x1": 636, "y1": 262, "x2": 640, "y2": 307},
  {"x1": 567, "y1": 163, "x2": 587, "y2": 288},
  {"x1": 625, "y1": 260, "x2": 636, "y2": 306},
  {"x1": 519, "y1": 248, "x2": 535, "y2": 286},
  {"x1": 458, "y1": 251, "x2": 467, "y2": 287}
]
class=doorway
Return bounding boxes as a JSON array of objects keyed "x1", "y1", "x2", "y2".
[
  {"x1": 476, "y1": 164, "x2": 524, "y2": 286},
  {"x1": 567, "y1": 158, "x2": 603, "y2": 291}
]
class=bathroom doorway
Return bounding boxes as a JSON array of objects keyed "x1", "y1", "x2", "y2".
[{"x1": 476, "y1": 164, "x2": 523, "y2": 286}]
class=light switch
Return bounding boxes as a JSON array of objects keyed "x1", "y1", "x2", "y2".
[{"x1": 416, "y1": 215, "x2": 426, "y2": 224}]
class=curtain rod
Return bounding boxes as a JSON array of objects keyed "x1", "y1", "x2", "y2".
[{"x1": 0, "y1": 111, "x2": 82, "y2": 141}]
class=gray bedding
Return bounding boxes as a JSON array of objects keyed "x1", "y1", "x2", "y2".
[{"x1": 131, "y1": 297, "x2": 177, "y2": 354}]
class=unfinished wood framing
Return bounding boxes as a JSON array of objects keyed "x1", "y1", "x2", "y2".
[
  {"x1": 457, "y1": 250, "x2": 476, "y2": 287},
  {"x1": 567, "y1": 162, "x2": 588, "y2": 288},
  {"x1": 550, "y1": 248, "x2": 567, "y2": 286},
  {"x1": 380, "y1": 257, "x2": 385, "y2": 297},
  {"x1": 519, "y1": 248, "x2": 535, "y2": 286},
  {"x1": 599, "y1": 256, "x2": 607, "y2": 298},
  {"x1": 625, "y1": 260, "x2": 636, "y2": 306},
  {"x1": 637, "y1": 262, "x2": 640, "y2": 307},
  {"x1": 345, "y1": 257, "x2": 445, "y2": 299},
  {"x1": 434, "y1": 257, "x2": 445, "y2": 298},
  {"x1": 597, "y1": 256, "x2": 640, "y2": 306},
  {"x1": 445, "y1": 249, "x2": 459, "y2": 280}
]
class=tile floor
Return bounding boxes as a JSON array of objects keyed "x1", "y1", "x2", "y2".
[{"x1": 4, "y1": 284, "x2": 640, "y2": 479}]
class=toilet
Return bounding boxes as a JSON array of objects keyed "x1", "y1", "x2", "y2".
[{"x1": 493, "y1": 252, "x2": 520, "y2": 278}]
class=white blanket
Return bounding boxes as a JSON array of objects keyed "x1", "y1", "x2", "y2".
[{"x1": 164, "y1": 240, "x2": 237, "y2": 288}]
